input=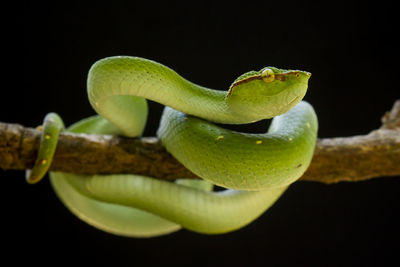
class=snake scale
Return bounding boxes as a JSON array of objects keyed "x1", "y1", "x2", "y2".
[{"x1": 26, "y1": 56, "x2": 318, "y2": 237}]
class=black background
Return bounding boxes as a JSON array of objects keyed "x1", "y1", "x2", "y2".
[{"x1": 2, "y1": 1, "x2": 399, "y2": 266}]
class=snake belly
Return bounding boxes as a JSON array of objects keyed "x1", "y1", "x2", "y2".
[{"x1": 49, "y1": 56, "x2": 318, "y2": 237}]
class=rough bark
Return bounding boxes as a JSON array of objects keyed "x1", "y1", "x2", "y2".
[{"x1": 1, "y1": 100, "x2": 399, "y2": 184}]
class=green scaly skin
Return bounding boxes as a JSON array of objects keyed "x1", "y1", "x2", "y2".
[
  {"x1": 29, "y1": 56, "x2": 318, "y2": 237},
  {"x1": 26, "y1": 113, "x2": 64, "y2": 184}
]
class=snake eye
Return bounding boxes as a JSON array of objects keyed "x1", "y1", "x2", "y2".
[{"x1": 261, "y1": 68, "x2": 275, "y2": 83}]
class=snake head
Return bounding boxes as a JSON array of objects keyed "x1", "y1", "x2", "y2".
[{"x1": 226, "y1": 67, "x2": 311, "y2": 119}]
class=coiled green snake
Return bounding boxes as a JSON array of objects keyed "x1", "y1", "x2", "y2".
[{"x1": 27, "y1": 56, "x2": 318, "y2": 237}]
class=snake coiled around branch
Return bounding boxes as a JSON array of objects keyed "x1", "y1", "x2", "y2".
[{"x1": 28, "y1": 56, "x2": 318, "y2": 237}]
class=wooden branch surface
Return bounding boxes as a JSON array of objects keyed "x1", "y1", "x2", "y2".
[{"x1": 1, "y1": 100, "x2": 399, "y2": 184}]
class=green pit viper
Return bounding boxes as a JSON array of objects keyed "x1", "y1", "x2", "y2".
[{"x1": 26, "y1": 56, "x2": 318, "y2": 237}]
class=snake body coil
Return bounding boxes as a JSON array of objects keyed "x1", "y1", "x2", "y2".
[{"x1": 33, "y1": 56, "x2": 317, "y2": 237}]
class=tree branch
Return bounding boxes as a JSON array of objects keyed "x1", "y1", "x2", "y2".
[{"x1": 1, "y1": 100, "x2": 399, "y2": 184}]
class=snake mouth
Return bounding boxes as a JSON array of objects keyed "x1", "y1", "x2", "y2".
[
  {"x1": 278, "y1": 95, "x2": 302, "y2": 115},
  {"x1": 288, "y1": 94, "x2": 302, "y2": 106}
]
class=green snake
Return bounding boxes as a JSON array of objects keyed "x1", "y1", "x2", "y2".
[{"x1": 27, "y1": 56, "x2": 318, "y2": 237}]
